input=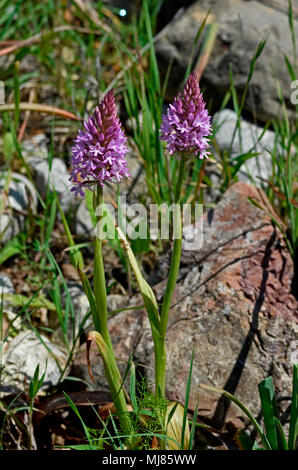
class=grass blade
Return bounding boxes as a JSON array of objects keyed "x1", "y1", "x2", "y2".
[
  {"x1": 0, "y1": 232, "x2": 26, "y2": 264},
  {"x1": 129, "y1": 361, "x2": 138, "y2": 413},
  {"x1": 188, "y1": 403, "x2": 198, "y2": 450},
  {"x1": 181, "y1": 348, "x2": 194, "y2": 449},
  {"x1": 274, "y1": 417, "x2": 288, "y2": 450},
  {"x1": 198, "y1": 383, "x2": 271, "y2": 449},
  {"x1": 63, "y1": 392, "x2": 94, "y2": 447},
  {"x1": 115, "y1": 224, "x2": 160, "y2": 334},
  {"x1": 288, "y1": 364, "x2": 298, "y2": 450},
  {"x1": 258, "y1": 376, "x2": 279, "y2": 450}
]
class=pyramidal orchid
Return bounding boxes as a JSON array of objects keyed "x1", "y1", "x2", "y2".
[
  {"x1": 155, "y1": 73, "x2": 212, "y2": 401},
  {"x1": 160, "y1": 71, "x2": 212, "y2": 159},
  {"x1": 69, "y1": 90, "x2": 131, "y2": 435},
  {"x1": 70, "y1": 90, "x2": 130, "y2": 197}
]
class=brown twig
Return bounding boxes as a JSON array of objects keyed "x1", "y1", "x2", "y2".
[
  {"x1": 194, "y1": 23, "x2": 218, "y2": 81},
  {"x1": 0, "y1": 25, "x2": 105, "y2": 57},
  {"x1": 0, "y1": 102, "x2": 80, "y2": 121},
  {"x1": 0, "y1": 40, "x2": 21, "y2": 46},
  {"x1": 18, "y1": 88, "x2": 36, "y2": 141},
  {"x1": 257, "y1": 177, "x2": 298, "y2": 208}
]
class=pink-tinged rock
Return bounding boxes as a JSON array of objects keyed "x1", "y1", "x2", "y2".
[
  {"x1": 71, "y1": 182, "x2": 297, "y2": 436},
  {"x1": 136, "y1": 182, "x2": 298, "y2": 431}
]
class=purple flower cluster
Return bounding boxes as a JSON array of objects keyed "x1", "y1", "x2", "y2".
[
  {"x1": 160, "y1": 72, "x2": 212, "y2": 158},
  {"x1": 70, "y1": 91, "x2": 130, "y2": 197},
  {"x1": 70, "y1": 73, "x2": 211, "y2": 197}
]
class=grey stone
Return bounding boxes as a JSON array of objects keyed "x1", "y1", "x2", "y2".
[
  {"x1": 28, "y1": 157, "x2": 73, "y2": 213},
  {"x1": 0, "y1": 274, "x2": 14, "y2": 296},
  {"x1": 50, "y1": 282, "x2": 92, "y2": 347},
  {"x1": 50, "y1": 282, "x2": 129, "y2": 347},
  {"x1": 213, "y1": 109, "x2": 276, "y2": 184},
  {"x1": 0, "y1": 173, "x2": 37, "y2": 243},
  {"x1": 120, "y1": 148, "x2": 146, "y2": 200},
  {"x1": 0, "y1": 330, "x2": 69, "y2": 397},
  {"x1": 156, "y1": 0, "x2": 298, "y2": 122},
  {"x1": 22, "y1": 134, "x2": 48, "y2": 161},
  {"x1": 0, "y1": 274, "x2": 21, "y2": 330},
  {"x1": 74, "y1": 199, "x2": 94, "y2": 238},
  {"x1": 107, "y1": 294, "x2": 129, "y2": 312}
]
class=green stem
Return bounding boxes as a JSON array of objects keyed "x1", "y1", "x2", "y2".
[
  {"x1": 92, "y1": 185, "x2": 130, "y2": 434},
  {"x1": 154, "y1": 336, "x2": 167, "y2": 400},
  {"x1": 156, "y1": 155, "x2": 186, "y2": 399},
  {"x1": 174, "y1": 155, "x2": 186, "y2": 204},
  {"x1": 91, "y1": 331, "x2": 131, "y2": 436},
  {"x1": 93, "y1": 186, "x2": 110, "y2": 346}
]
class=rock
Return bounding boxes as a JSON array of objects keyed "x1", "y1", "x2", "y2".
[
  {"x1": 115, "y1": 148, "x2": 147, "y2": 200},
  {"x1": 74, "y1": 199, "x2": 94, "y2": 238},
  {"x1": 50, "y1": 281, "x2": 129, "y2": 347},
  {"x1": 50, "y1": 282, "x2": 92, "y2": 346},
  {"x1": 0, "y1": 274, "x2": 14, "y2": 296},
  {"x1": 156, "y1": 0, "x2": 298, "y2": 122},
  {"x1": 22, "y1": 134, "x2": 79, "y2": 214},
  {"x1": 71, "y1": 182, "x2": 298, "y2": 435},
  {"x1": 0, "y1": 173, "x2": 37, "y2": 243},
  {"x1": 107, "y1": 294, "x2": 129, "y2": 312},
  {"x1": 140, "y1": 181, "x2": 298, "y2": 431},
  {"x1": 213, "y1": 109, "x2": 277, "y2": 184},
  {"x1": 64, "y1": 282, "x2": 95, "y2": 335},
  {"x1": 0, "y1": 273, "x2": 16, "y2": 311},
  {"x1": 0, "y1": 274, "x2": 20, "y2": 332},
  {"x1": 1, "y1": 330, "x2": 69, "y2": 397},
  {"x1": 122, "y1": 148, "x2": 146, "y2": 200},
  {"x1": 22, "y1": 133, "x2": 48, "y2": 161},
  {"x1": 27, "y1": 156, "x2": 73, "y2": 213}
]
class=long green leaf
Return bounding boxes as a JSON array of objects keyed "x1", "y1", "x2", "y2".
[
  {"x1": 188, "y1": 403, "x2": 199, "y2": 450},
  {"x1": 198, "y1": 383, "x2": 271, "y2": 449},
  {"x1": 115, "y1": 224, "x2": 160, "y2": 334},
  {"x1": 274, "y1": 417, "x2": 288, "y2": 450},
  {"x1": 181, "y1": 348, "x2": 194, "y2": 449},
  {"x1": 288, "y1": 364, "x2": 298, "y2": 450},
  {"x1": 258, "y1": 376, "x2": 279, "y2": 450},
  {"x1": 63, "y1": 392, "x2": 93, "y2": 445},
  {"x1": 2, "y1": 293, "x2": 58, "y2": 311},
  {"x1": 143, "y1": 0, "x2": 160, "y2": 94},
  {"x1": 77, "y1": 266, "x2": 100, "y2": 332},
  {"x1": 0, "y1": 232, "x2": 26, "y2": 264},
  {"x1": 235, "y1": 429, "x2": 254, "y2": 450}
]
